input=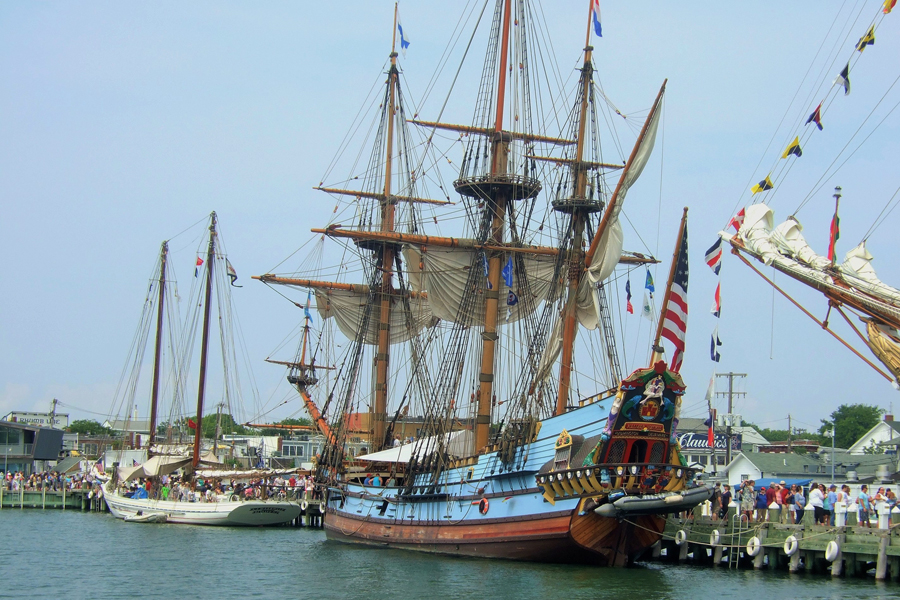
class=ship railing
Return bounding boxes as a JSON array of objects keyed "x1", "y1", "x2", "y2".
[{"x1": 536, "y1": 462, "x2": 697, "y2": 505}]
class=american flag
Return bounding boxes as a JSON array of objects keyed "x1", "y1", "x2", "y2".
[{"x1": 661, "y1": 222, "x2": 689, "y2": 372}]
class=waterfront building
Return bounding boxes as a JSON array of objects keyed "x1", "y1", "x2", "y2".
[{"x1": 0, "y1": 420, "x2": 64, "y2": 475}]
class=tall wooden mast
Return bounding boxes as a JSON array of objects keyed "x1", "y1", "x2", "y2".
[
  {"x1": 147, "y1": 241, "x2": 168, "y2": 454},
  {"x1": 192, "y1": 212, "x2": 217, "y2": 468},
  {"x1": 470, "y1": 0, "x2": 514, "y2": 452},
  {"x1": 555, "y1": 1, "x2": 599, "y2": 416},
  {"x1": 370, "y1": 4, "x2": 401, "y2": 453}
]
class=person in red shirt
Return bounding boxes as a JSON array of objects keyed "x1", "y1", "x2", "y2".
[
  {"x1": 765, "y1": 484, "x2": 778, "y2": 521},
  {"x1": 779, "y1": 482, "x2": 793, "y2": 524}
]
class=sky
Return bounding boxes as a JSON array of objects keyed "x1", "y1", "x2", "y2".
[{"x1": 2, "y1": 1, "x2": 899, "y2": 436}]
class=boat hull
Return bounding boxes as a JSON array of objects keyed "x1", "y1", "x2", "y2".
[
  {"x1": 324, "y1": 506, "x2": 661, "y2": 565},
  {"x1": 104, "y1": 491, "x2": 302, "y2": 526}
]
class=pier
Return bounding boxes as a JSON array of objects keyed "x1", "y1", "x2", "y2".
[
  {"x1": 0, "y1": 487, "x2": 108, "y2": 512},
  {"x1": 651, "y1": 502, "x2": 900, "y2": 581}
]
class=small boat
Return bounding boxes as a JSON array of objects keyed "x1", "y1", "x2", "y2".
[{"x1": 124, "y1": 511, "x2": 167, "y2": 524}]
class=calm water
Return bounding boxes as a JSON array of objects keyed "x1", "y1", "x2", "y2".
[{"x1": 2, "y1": 510, "x2": 899, "y2": 600}]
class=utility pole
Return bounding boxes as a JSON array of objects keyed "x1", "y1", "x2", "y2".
[
  {"x1": 787, "y1": 414, "x2": 792, "y2": 453},
  {"x1": 49, "y1": 398, "x2": 58, "y2": 429},
  {"x1": 716, "y1": 372, "x2": 747, "y2": 465}
]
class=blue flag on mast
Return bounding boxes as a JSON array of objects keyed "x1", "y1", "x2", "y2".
[
  {"x1": 397, "y1": 18, "x2": 410, "y2": 57},
  {"x1": 592, "y1": 0, "x2": 602, "y2": 37}
]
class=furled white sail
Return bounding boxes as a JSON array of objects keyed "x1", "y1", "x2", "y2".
[
  {"x1": 840, "y1": 242, "x2": 900, "y2": 307},
  {"x1": 314, "y1": 288, "x2": 434, "y2": 344},
  {"x1": 403, "y1": 245, "x2": 556, "y2": 326},
  {"x1": 769, "y1": 216, "x2": 831, "y2": 270},
  {"x1": 534, "y1": 317, "x2": 566, "y2": 383},
  {"x1": 576, "y1": 95, "x2": 662, "y2": 328}
]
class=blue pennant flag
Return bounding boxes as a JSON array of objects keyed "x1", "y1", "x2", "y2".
[
  {"x1": 397, "y1": 18, "x2": 410, "y2": 57},
  {"x1": 711, "y1": 327, "x2": 722, "y2": 362},
  {"x1": 502, "y1": 256, "x2": 513, "y2": 287},
  {"x1": 645, "y1": 269, "x2": 655, "y2": 295},
  {"x1": 304, "y1": 291, "x2": 313, "y2": 322},
  {"x1": 481, "y1": 253, "x2": 492, "y2": 290}
]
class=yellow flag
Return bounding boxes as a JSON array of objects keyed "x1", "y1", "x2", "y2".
[
  {"x1": 751, "y1": 176, "x2": 774, "y2": 194},
  {"x1": 781, "y1": 137, "x2": 802, "y2": 159}
]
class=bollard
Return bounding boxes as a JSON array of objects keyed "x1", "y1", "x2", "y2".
[
  {"x1": 878, "y1": 502, "x2": 891, "y2": 529},
  {"x1": 802, "y1": 504, "x2": 816, "y2": 526},
  {"x1": 835, "y1": 501, "x2": 846, "y2": 527},
  {"x1": 769, "y1": 501, "x2": 781, "y2": 523},
  {"x1": 893, "y1": 505, "x2": 900, "y2": 525}
]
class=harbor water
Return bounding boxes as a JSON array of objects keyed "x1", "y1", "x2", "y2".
[{"x1": 3, "y1": 511, "x2": 900, "y2": 600}]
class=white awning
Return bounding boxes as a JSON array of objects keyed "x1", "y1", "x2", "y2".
[{"x1": 356, "y1": 430, "x2": 473, "y2": 463}]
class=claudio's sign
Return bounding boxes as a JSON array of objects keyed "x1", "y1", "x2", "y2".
[{"x1": 677, "y1": 432, "x2": 741, "y2": 451}]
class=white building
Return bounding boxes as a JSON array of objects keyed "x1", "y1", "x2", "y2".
[{"x1": 847, "y1": 415, "x2": 900, "y2": 454}]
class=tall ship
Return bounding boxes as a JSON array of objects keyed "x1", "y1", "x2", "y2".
[
  {"x1": 258, "y1": 1, "x2": 710, "y2": 564},
  {"x1": 103, "y1": 213, "x2": 302, "y2": 526}
]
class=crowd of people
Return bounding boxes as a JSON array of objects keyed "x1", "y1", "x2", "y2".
[
  {"x1": 117, "y1": 472, "x2": 319, "y2": 503},
  {"x1": 1, "y1": 469, "x2": 102, "y2": 492},
  {"x1": 710, "y1": 480, "x2": 899, "y2": 527}
]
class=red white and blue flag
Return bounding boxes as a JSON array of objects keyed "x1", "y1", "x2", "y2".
[
  {"x1": 705, "y1": 238, "x2": 723, "y2": 275},
  {"x1": 592, "y1": 0, "x2": 602, "y2": 37},
  {"x1": 660, "y1": 222, "x2": 689, "y2": 372}
]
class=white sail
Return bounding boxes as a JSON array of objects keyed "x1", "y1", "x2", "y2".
[
  {"x1": 840, "y1": 242, "x2": 900, "y2": 307},
  {"x1": 576, "y1": 96, "x2": 662, "y2": 328},
  {"x1": 403, "y1": 245, "x2": 556, "y2": 326},
  {"x1": 314, "y1": 287, "x2": 435, "y2": 344},
  {"x1": 769, "y1": 216, "x2": 831, "y2": 270}
]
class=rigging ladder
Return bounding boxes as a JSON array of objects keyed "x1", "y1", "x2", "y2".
[{"x1": 596, "y1": 282, "x2": 622, "y2": 384}]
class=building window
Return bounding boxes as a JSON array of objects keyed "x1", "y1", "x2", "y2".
[
  {"x1": 716, "y1": 455, "x2": 725, "y2": 465},
  {"x1": 803, "y1": 465, "x2": 809, "y2": 473},
  {"x1": 699, "y1": 455, "x2": 708, "y2": 465}
]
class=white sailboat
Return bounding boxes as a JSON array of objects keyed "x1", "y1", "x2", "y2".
[{"x1": 104, "y1": 214, "x2": 302, "y2": 526}]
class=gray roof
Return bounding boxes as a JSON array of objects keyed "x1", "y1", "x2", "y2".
[
  {"x1": 734, "y1": 450, "x2": 896, "y2": 479},
  {"x1": 53, "y1": 456, "x2": 83, "y2": 474}
]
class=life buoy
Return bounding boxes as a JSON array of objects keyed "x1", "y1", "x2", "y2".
[
  {"x1": 674, "y1": 529, "x2": 687, "y2": 546},
  {"x1": 301, "y1": 500, "x2": 308, "y2": 511},
  {"x1": 784, "y1": 535, "x2": 799, "y2": 556},
  {"x1": 746, "y1": 536, "x2": 761, "y2": 557},
  {"x1": 318, "y1": 503, "x2": 326, "y2": 514},
  {"x1": 709, "y1": 530, "x2": 720, "y2": 546},
  {"x1": 825, "y1": 540, "x2": 840, "y2": 562},
  {"x1": 479, "y1": 498, "x2": 489, "y2": 515}
]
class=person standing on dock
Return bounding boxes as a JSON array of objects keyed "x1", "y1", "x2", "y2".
[
  {"x1": 791, "y1": 485, "x2": 806, "y2": 524},
  {"x1": 756, "y1": 486, "x2": 769, "y2": 522},
  {"x1": 779, "y1": 482, "x2": 792, "y2": 524},
  {"x1": 809, "y1": 482, "x2": 825, "y2": 525},
  {"x1": 858, "y1": 485, "x2": 873, "y2": 528},
  {"x1": 719, "y1": 485, "x2": 732, "y2": 520},
  {"x1": 740, "y1": 480, "x2": 755, "y2": 523}
]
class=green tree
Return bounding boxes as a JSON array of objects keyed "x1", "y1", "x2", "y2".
[
  {"x1": 67, "y1": 419, "x2": 111, "y2": 436},
  {"x1": 258, "y1": 417, "x2": 312, "y2": 436},
  {"x1": 819, "y1": 403, "x2": 884, "y2": 449},
  {"x1": 200, "y1": 413, "x2": 248, "y2": 439}
]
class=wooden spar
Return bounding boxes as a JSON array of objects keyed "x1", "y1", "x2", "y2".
[
  {"x1": 585, "y1": 79, "x2": 667, "y2": 268},
  {"x1": 264, "y1": 358, "x2": 335, "y2": 371},
  {"x1": 147, "y1": 241, "x2": 168, "y2": 455},
  {"x1": 299, "y1": 388, "x2": 337, "y2": 446},
  {"x1": 304, "y1": 226, "x2": 658, "y2": 263},
  {"x1": 474, "y1": 0, "x2": 513, "y2": 453},
  {"x1": 313, "y1": 187, "x2": 451, "y2": 206},
  {"x1": 650, "y1": 207, "x2": 688, "y2": 366},
  {"x1": 193, "y1": 213, "x2": 217, "y2": 468},
  {"x1": 526, "y1": 155, "x2": 623, "y2": 170},
  {"x1": 733, "y1": 249, "x2": 893, "y2": 381},
  {"x1": 555, "y1": 23, "x2": 596, "y2": 417},
  {"x1": 409, "y1": 120, "x2": 574, "y2": 146},
  {"x1": 253, "y1": 274, "x2": 434, "y2": 296},
  {"x1": 726, "y1": 238, "x2": 900, "y2": 331}
]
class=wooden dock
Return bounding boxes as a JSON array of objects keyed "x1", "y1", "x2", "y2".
[
  {"x1": 0, "y1": 487, "x2": 108, "y2": 512},
  {"x1": 650, "y1": 503, "x2": 900, "y2": 581}
]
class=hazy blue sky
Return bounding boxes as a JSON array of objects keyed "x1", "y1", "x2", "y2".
[{"x1": 2, "y1": 1, "x2": 898, "y2": 435}]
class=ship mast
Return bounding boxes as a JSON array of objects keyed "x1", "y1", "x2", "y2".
[
  {"x1": 192, "y1": 212, "x2": 217, "y2": 469},
  {"x1": 469, "y1": 0, "x2": 514, "y2": 451},
  {"x1": 147, "y1": 241, "x2": 168, "y2": 455},
  {"x1": 555, "y1": 1, "x2": 600, "y2": 416},
  {"x1": 369, "y1": 3, "x2": 402, "y2": 453}
]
